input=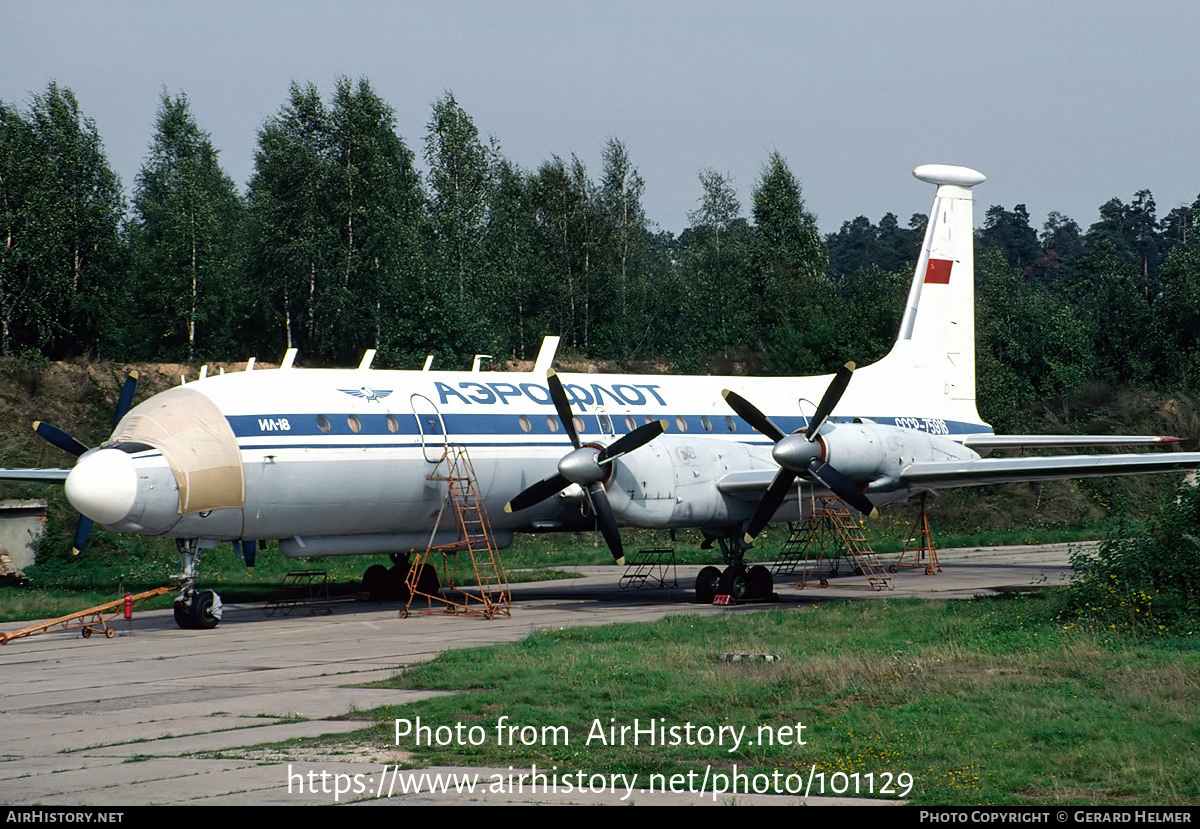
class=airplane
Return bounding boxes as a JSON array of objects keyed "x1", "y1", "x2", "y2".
[{"x1": 6, "y1": 163, "x2": 1199, "y2": 628}]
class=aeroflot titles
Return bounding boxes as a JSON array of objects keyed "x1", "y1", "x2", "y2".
[{"x1": 432, "y1": 381, "x2": 667, "y2": 410}]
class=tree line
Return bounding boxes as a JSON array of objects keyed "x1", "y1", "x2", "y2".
[{"x1": 3, "y1": 79, "x2": 1199, "y2": 431}]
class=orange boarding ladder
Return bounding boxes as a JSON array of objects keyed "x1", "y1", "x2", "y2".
[
  {"x1": 402, "y1": 444, "x2": 511, "y2": 619},
  {"x1": 787, "y1": 497, "x2": 893, "y2": 591}
]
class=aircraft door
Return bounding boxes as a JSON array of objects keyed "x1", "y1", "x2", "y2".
[
  {"x1": 410, "y1": 393, "x2": 448, "y2": 463},
  {"x1": 596, "y1": 407, "x2": 615, "y2": 437}
]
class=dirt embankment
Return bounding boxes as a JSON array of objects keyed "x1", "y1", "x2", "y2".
[{"x1": 0, "y1": 359, "x2": 273, "y2": 467}]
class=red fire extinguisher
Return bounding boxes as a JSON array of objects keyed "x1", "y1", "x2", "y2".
[{"x1": 124, "y1": 594, "x2": 133, "y2": 620}]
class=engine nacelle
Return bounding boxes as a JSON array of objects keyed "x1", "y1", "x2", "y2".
[
  {"x1": 822, "y1": 421, "x2": 978, "y2": 490},
  {"x1": 604, "y1": 436, "x2": 775, "y2": 529}
]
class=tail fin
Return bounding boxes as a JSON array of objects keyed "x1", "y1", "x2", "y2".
[{"x1": 863, "y1": 164, "x2": 987, "y2": 428}]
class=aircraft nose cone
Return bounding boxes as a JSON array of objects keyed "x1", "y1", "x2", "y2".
[{"x1": 66, "y1": 449, "x2": 138, "y2": 525}]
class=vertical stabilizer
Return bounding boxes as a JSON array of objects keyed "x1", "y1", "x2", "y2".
[{"x1": 864, "y1": 164, "x2": 986, "y2": 427}]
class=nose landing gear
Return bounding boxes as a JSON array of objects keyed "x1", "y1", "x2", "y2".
[{"x1": 172, "y1": 539, "x2": 224, "y2": 630}]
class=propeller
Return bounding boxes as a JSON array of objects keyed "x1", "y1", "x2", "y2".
[
  {"x1": 724, "y1": 361, "x2": 876, "y2": 544},
  {"x1": 505, "y1": 369, "x2": 665, "y2": 564},
  {"x1": 32, "y1": 371, "x2": 139, "y2": 554}
]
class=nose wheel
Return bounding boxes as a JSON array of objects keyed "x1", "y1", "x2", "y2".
[{"x1": 172, "y1": 539, "x2": 223, "y2": 630}]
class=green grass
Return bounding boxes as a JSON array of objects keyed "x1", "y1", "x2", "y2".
[{"x1": 311, "y1": 595, "x2": 1200, "y2": 806}]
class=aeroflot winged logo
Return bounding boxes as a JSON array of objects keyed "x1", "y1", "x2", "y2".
[{"x1": 338, "y1": 386, "x2": 394, "y2": 403}]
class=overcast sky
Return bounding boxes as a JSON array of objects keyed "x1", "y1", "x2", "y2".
[{"x1": 4, "y1": 1, "x2": 1199, "y2": 236}]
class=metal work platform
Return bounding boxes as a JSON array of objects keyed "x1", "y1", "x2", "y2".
[
  {"x1": 619, "y1": 547, "x2": 678, "y2": 589},
  {"x1": 776, "y1": 498, "x2": 893, "y2": 591},
  {"x1": 263, "y1": 569, "x2": 332, "y2": 617},
  {"x1": 891, "y1": 492, "x2": 942, "y2": 575}
]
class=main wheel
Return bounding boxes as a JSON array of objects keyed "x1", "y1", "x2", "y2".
[
  {"x1": 191, "y1": 590, "x2": 223, "y2": 629},
  {"x1": 718, "y1": 566, "x2": 749, "y2": 601},
  {"x1": 174, "y1": 600, "x2": 196, "y2": 630},
  {"x1": 362, "y1": 564, "x2": 389, "y2": 599},
  {"x1": 388, "y1": 564, "x2": 413, "y2": 600},
  {"x1": 695, "y1": 566, "x2": 721, "y2": 603},
  {"x1": 747, "y1": 565, "x2": 773, "y2": 600},
  {"x1": 413, "y1": 563, "x2": 441, "y2": 596}
]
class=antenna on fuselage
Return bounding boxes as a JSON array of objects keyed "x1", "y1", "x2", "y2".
[
  {"x1": 280, "y1": 348, "x2": 298, "y2": 370},
  {"x1": 359, "y1": 349, "x2": 377, "y2": 370},
  {"x1": 422, "y1": 355, "x2": 434, "y2": 371},
  {"x1": 471, "y1": 354, "x2": 493, "y2": 372},
  {"x1": 245, "y1": 358, "x2": 256, "y2": 371}
]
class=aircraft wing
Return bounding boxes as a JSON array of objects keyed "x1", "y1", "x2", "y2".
[
  {"x1": 717, "y1": 451, "x2": 1200, "y2": 500},
  {"x1": 898, "y1": 452, "x2": 1200, "y2": 489},
  {"x1": 962, "y1": 434, "x2": 1184, "y2": 451},
  {"x1": 0, "y1": 468, "x2": 71, "y2": 483}
]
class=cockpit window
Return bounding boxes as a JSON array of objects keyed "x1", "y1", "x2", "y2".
[{"x1": 110, "y1": 442, "x2": 154, "y2": 454}]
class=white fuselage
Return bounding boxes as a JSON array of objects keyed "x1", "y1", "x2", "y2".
[{"x1": 63, "y1": 361, "x2": 988, "y2": 556}]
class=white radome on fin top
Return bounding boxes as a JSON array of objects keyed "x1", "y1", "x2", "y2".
[{"x1": 912, "y1": 164, "x2": 987, "y2": 188}]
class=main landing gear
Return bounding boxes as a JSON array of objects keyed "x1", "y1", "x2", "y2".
[
  {"x1": 172, "y1": 538, "x2": 223, "y2": 630},
  {"x1": 694, "y1": 533, "x2": 775, "y2": 605}
]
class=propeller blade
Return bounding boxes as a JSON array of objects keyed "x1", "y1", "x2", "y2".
[
  {"x1": 587, "y1": 482, "x2": 625, "y2": 564},
  {"x1": 33, "y1": 421, "x2": 90, "y2": 457},
  {"x1": 597, "y1": 420, "x2": 666, "y2": 464},
  {"x1": 808, "y1": 458, "x2": 877, "y2": 516},
  {"x1": 722, "y1": 389, "x2": 786, "y2": 441},
  {"x1": 112, "y1": 371, "x2": 139, "y2": 428},
  {"x1": 37, "y1": 374, "x2": 138, "y2": 557},
  {"x1": 530, "y1": 372, "x2": 664, "y2": 564},
  {"x1": 743, "y1": 469, "x2": 797, "y2": 543},
  {"x1": 71, "y1": 516, "x2": 94, "y2": 556},
  {"x1": 504, "y1": 473, "x2": 571, "y2": 513},
  {"x1": 546, "y1": 369, "x2": 581, "y2": 449},
  {"x1": 805, "y1": 361, "x2": 855, "y2": 440}
]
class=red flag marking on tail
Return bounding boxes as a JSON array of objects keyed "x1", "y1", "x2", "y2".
[{"x1": 924, "y1": 258, "x2": 953, "y2": 284}]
